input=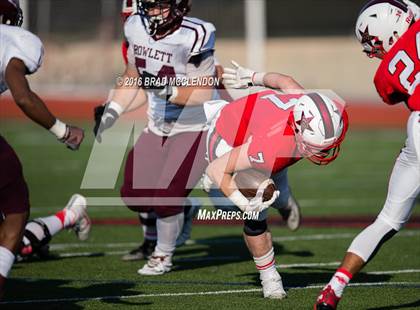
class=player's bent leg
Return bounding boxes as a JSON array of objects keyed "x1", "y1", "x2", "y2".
[
  {"x1": 243, "y1": 219, "x2": 287, "y2": 299},
  {"x1": 19, "y1": 219, "x2": 52, "y2": 260},
  {"x1": 120, "y1": 133, "x2": 165, "y2": 261},
  {"x1": 19, "y1": 194, "x2": 90, "y2": 260},
  {"x1": 122, "y1": 212, "x2": 157, "y2": 261},
  {"x1": 176, "y1": 197, "x2": 201, "y2": 247},
  {"x1": 138, "y1": 211, "x2": 184, "y2": 276},
  {"x1": 0, "y1": 211, "x2": 29, "y2": 297},
  {"x1": 271, "y1": 169, "x2": 301, "y2": 231},
  {"x1": 316, "y1": 136, "x2": 420, "y2": 310}
]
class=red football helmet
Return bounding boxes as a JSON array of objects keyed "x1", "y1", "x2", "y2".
[
  {"x1": 0, "y1": 0, "x2": 23, "y2": 26},
  {"x1": 138, "y1": 0, "x2": 190, "y2": 37}
]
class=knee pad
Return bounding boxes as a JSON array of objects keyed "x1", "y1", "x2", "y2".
[
  {"x1": 21, "y1": 220, "x2": 51, "y2": 257},
  {"x1": 138, "y1": 212, "x2": 157, "y2": 226},
  {"x1": 243, "y1": 219, "x2": 267, "y2": 236}
]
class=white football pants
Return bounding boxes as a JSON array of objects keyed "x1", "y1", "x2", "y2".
[{"x1": 348, "y1": 112, "x2": 420, "y2": 262}]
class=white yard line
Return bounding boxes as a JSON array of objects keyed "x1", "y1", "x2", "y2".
[
  {"x1": 367, "y1": 269, "x2": 420, "y2": 275},
  {"x1": 53, "y1": 249, "x2": 420, "y2": 275},
  {"x1": 49, "y1": 230, "x2": 420, "y2": 250},
  {"x1": 277, "y1": 262, "x2": 340, "y2": 268},
  {"x1": 28, "y1": 196, "x2": 419, "y2": 209},
  {"x1": 2, "y1": 282, "x2": 420, "y2": 305}
]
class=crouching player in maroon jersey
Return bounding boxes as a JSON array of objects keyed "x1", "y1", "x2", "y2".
[
  {"x1": 315, "y1": 1, "x2": 420, "y2": 309},
  {"x1": 203, "y1": 63, "x2": 348, "y2": 299},
  {"x1": 0, "y1": 0, "x2": 84, "y2": 297}
]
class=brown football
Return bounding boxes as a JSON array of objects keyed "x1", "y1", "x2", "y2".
[{"x1": 233, "y1": 169, "x2": 276, "y2": 202}]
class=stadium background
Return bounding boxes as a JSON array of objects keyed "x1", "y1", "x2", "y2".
[{"x1": 0, "y1": 1, "x2": 419, "y2": 308}]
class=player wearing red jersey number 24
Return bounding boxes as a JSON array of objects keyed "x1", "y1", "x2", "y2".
[{"x1": 315, "y1": 1, "x2": 420, "y2": 309}]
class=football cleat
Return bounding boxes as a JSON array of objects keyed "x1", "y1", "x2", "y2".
[
  {"x1": 137, "y1": 254, "x2": 172, "y2": 275},
  {"x1": 315, "y1": 285, "x2": 341, "y2": 310},
  {"x1": 278, "y1": 194, "x2": 301, "y2": 231},
  {"x1": 176, "y1": 197, "x2": 201, "y2": 247},
  {"x1": 121, "y1": 239, "x2": 156, "y2": 261},
  {"x1": 261, "y1": 271, "x2": 287, "y2": 299},
  {"x1": 65, "y1": 194, "x2": 91, "y2": 241}
]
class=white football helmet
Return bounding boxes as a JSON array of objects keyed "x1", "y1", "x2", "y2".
[
  {"x1": 355, "y1": 0, "x2": 415, "y2": 58},
  {"x1": 291, "y1": 93, "x2": 348, "y2": 165}
]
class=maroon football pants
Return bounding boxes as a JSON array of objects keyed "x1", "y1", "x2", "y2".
[
  {"x1": 0, "y1": 135, "x2": 30, "y2": 215},
  {"x1": 120, "y1": 129, "x2": 207, "y2": 218}
]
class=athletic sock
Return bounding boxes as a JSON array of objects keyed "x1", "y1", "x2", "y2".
[
  {"x1": 36, "y1": 215, "x2": 64, "y2": 236},
  {"x1": 253, "y1": 247, "x2": 277, "y2": 279},
  {"x1": 0, "y1": 246, "x2": 15, "y2": 278},
  {"x1": 139, "y1": 212, "x2": 157, "y2": 242},
  {"x1": 154, "y1": 213, "x2": 184, "y2": 257},
  {"x1": 327, "y1": 268, "x2": 353, "y2": 297}
]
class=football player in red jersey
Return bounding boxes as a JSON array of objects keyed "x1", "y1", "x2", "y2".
[
  {"x1": 0, "y1": 0, "x2": 84, "y2": 298},
  {"x1": 204, "y1": 62, "x2": 348, "y2": 298},
  {"x1": 315, "y1": 1, "x2": 420, "y2": 309}
]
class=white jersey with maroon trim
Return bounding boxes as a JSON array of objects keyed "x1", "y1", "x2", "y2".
[
  {"x1": 124, "y1": 15, "x2": 216, "y2": 135},
  {"x1": 0, "y1": 25, "x2": 44, "y2": 94}
]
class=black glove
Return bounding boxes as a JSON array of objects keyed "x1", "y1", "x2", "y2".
[{"x1": 93, "y1": 103, "x2": 121, "y2": 143}]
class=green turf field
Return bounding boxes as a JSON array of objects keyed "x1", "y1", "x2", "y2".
[{"x1": 0, "y1": 121, "x2": 419, "y2": 309}]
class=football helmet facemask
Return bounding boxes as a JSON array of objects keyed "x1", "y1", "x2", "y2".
[
  {"x1": 0, "y1": 0, "x2": 23, "y2": 26},
  {"x1": 138, "y1": 0, "x2": 190, "y2": 37},
  {"x1": 355, "y1": 0, "x2": 415, "y2": 58},
  {"x1": 290, "y1": 93, "x2": 348, "y2": 166}
]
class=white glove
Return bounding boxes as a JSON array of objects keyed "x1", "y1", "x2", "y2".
[
  {"x1": 201, "y1": 173, "x2": 213, "y2": 193},
  {"x1": 228, "y1": 188, "x2": 280, "y2": 213},
  {"x1": 222, "y1": 61, "x2": 266, "y2": 89},
  {"x1": 246, "y1": 182, "x2": 280, "y2": 213},
  {"x1": 403, "y1": 0, "x2": 420, "y2": 21}
]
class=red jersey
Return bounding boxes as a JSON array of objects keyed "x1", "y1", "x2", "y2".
[
  {"x1": 215, "y1": 90, "x2": 302, "y2": 173},
  {"x1": 122, "y1": 40, "x2": 129, "y2": 65},
  {"x1": 374, "y1": 20, "x2": 420, "y2": 111}
]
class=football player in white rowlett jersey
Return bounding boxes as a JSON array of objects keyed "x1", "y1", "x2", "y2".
[{"x1": 94, "y1": 0, "x2": 216, "y2": 275}]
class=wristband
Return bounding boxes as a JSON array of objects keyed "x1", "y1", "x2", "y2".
[
  {"x1": 108, "y1": 100, "x2": 124, "y2": 116},
  {"x1": 252, "y1": 72, "x2": 266, "y2": 86},
  {"x1": 168, "y1": 86, "x2": 178, "y2": 102},
  {"x1": 49, "y1": 119, "x2": 67, "y2": 139},
  {"x1": 228, "y1": 190, "x2": 249, "y2": 212}
]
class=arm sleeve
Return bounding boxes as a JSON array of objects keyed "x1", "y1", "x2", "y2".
[
  {"x1": 374, "y1": 74, "x2": 401, "y2": 105},
  {"x1": 189, "y1": 22, "x2": 216, "y2": 57},
  {"x1": 186, "y1": 52, "x2": 215, "y2": 78},
  {"x1": 124, "y1": 17, "x2": 136, "y2": 66},
  {"x1": 4, "y1": 32, "x2": 44, "y2": 74},
  {"x1": 408, "y1": 84, "x2": 420, "y2": 110}
]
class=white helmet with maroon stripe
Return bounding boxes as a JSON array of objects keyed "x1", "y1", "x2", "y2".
[{"x1": 292, "y1": 93, "x2": 348, "y2": 165}]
